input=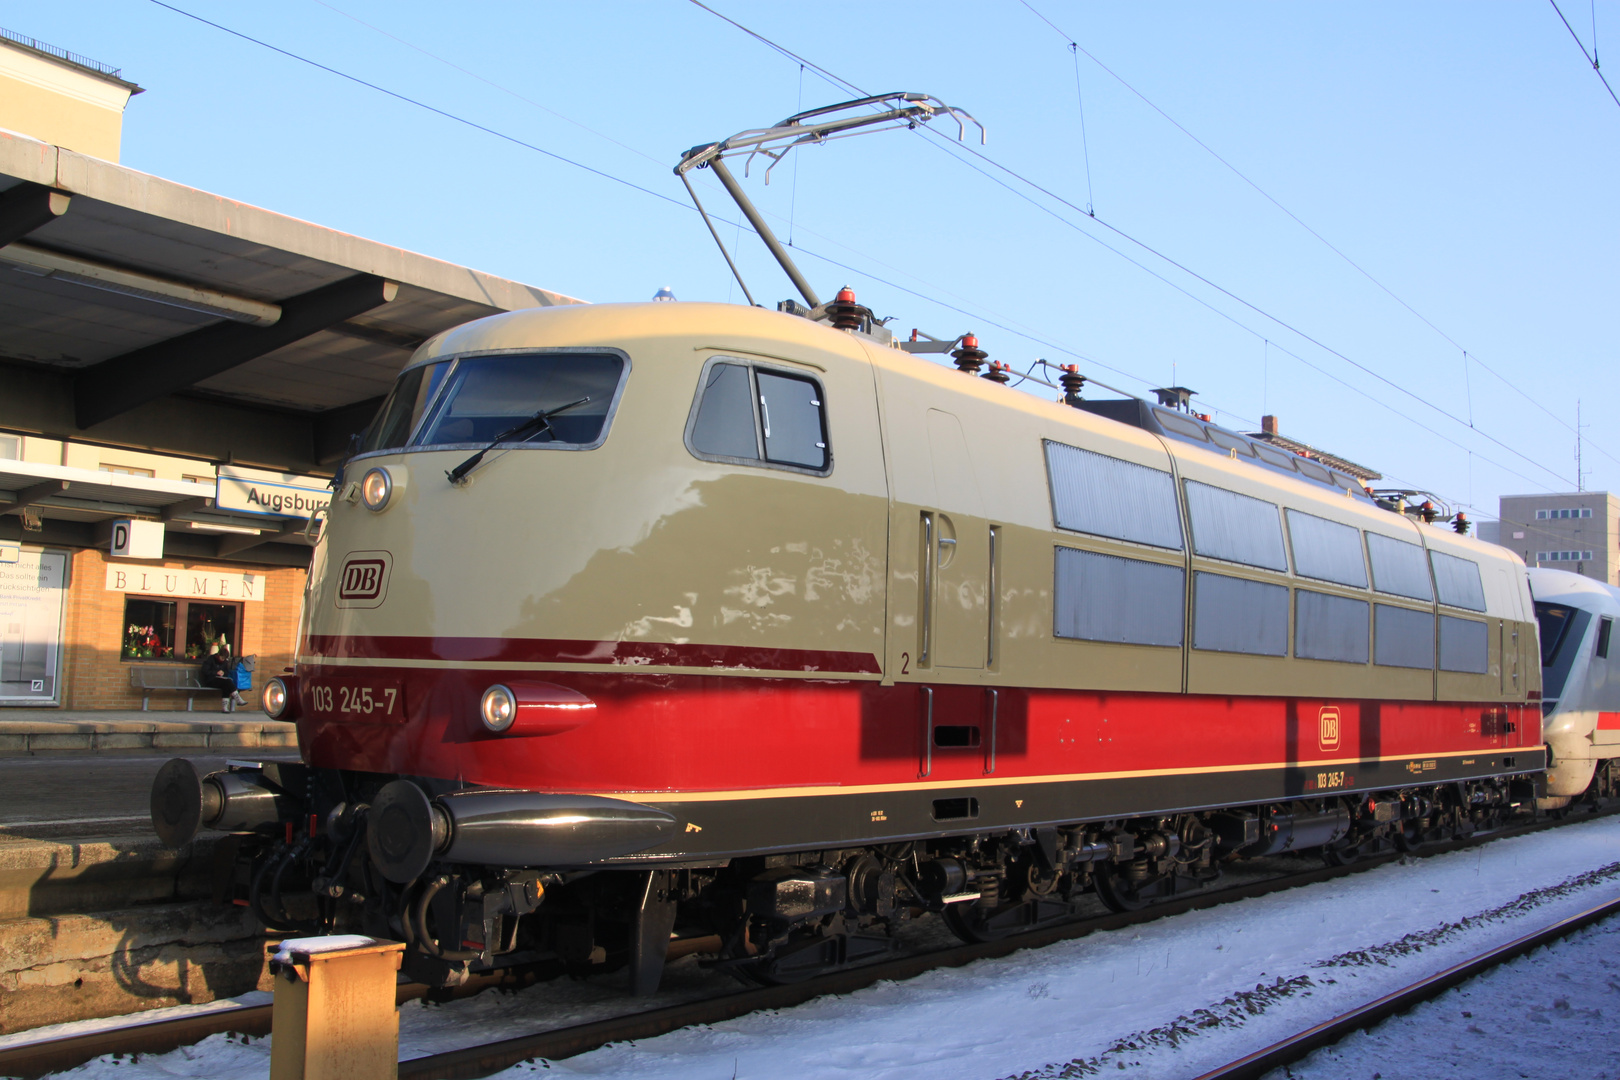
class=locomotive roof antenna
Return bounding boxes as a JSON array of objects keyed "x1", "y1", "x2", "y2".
[{"x1": 675, "y1": 92, "x2": 983, "y2": 311}]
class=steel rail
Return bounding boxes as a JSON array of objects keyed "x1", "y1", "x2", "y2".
[
  {"x1": 0, "y1": 805, "x2": 1609, "y2": 1080},
  {"x1": 1189, "y1": 892, "x2": 1620, "y2": 1080}
]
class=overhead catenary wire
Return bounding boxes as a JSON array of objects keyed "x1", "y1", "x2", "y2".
[
  {"x1": 149, "y1": 0, "x2": 1216, "y2": 443},
  {"x1": 314, "y1": 0, "x2": 1048, "y2": 339},
  {"x1": 1550, "y1": 0, "x2": 1620, "y2": 109},
  {"x1": 309, "y1": 0, "x2": 670, "y2": 170},
  {"x1": 1069, "y1": 43, "x2": 1096, "y2": 216},
  {"x1": 157, "y1": 0, "x2": 1555, "y2": 513},
  {"x1": 152, "y1": 1, "x2": 1151, "y2": 397},
  {"x1": 1017, "y1": 0, "x2": 1620, "y2": 472},
  {"x1": 169, "y1": 0, "x2": 1233, "y2": 409},
  {"x1": 790, "y1": 63, "x2": 804, "y2": 246},
  {"x1": 684, "y1": 3, "x2": 1567, "y2": 494},
  {"x1": 787, "y1": 158, "x2": 1555, "y2": 500},
  {"x1": 148, "y1": 0, "x2": 696, "y2": 215},
  {"x1": 915, "y1": 127, "x2": 1567, "y2": 489}
]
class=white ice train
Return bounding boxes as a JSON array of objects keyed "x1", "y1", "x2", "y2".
[{"x1": 1530, "y1": 567, "x2": 1620, "y2": 806}]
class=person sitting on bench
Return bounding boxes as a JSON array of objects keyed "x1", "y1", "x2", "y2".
[{"x1": 200, "y1": 645, "x2": 247, "y2": 711}]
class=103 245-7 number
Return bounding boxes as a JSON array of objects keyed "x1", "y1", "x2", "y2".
[{"x1": 307, "y1": 678, "x2": 404, "y2": 720}]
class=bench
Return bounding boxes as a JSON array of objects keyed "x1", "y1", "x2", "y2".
[{"x1": 129, "y1": 664, "x2": 211, "y2": 711}]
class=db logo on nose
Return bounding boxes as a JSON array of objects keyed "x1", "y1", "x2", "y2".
[{"x1": 336, "y1": 551, "x2": 391, "y2": 608}]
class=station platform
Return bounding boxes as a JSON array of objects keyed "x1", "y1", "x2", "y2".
[
  {"x1": 0, "y1": 798, "x2": 269, "y2": 1035},
  {"x1": 0, "y1": 708, "x2": 297, "y2": 756},
  {"x1": 0, "y1": 740, "x2": 301, "y2": 1034}
]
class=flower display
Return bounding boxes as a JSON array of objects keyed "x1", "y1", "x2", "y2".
[{"x1": 122, "y1": 623, "x2": 174, "y2": 660}]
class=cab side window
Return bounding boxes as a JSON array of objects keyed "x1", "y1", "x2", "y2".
[
  {"x1": 688, "y1": 359, "x2": 829, "y2": 473},
  {"x1": 690, "y1": 362, "x2": 757, "y2": 459}
]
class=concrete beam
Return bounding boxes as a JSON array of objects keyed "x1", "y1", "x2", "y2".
[
  {"x1": 74, "y1": 274, "x2": 399, "y2": 429},
  {"x1": 160, "y1": 496, "x2": 213, "y2": 521},
  {"x1": 0, "y1": 182, "x2": 70, "y2": 247},
  {"x1": 1, "y1": 479, "x2": 69, "y2": 515},
  {"x1": 0, "y1": 361, "x2": 328, "y2": 474}
]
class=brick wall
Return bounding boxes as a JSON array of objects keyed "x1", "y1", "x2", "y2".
[{"x1": 60, "y1": 549, "x2": 306, "y2": 710}]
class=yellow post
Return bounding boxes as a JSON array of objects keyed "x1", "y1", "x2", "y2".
[{"x1": 267, "y1": 936, "x2": 408, "y2": 1080}]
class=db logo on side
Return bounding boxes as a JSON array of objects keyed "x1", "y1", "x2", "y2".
[
  {"x1": 335, "y1": 551, "x2": 391, "y2": 609},
  {"x1": 1318, "y1": 706, "x2": 1341, "y2": 752}
]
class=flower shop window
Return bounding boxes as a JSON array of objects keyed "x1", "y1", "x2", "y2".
[{"x1": 122, "y1": 597, "x2": 243, "y2": 661}]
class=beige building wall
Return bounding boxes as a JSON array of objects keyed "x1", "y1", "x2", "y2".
[
  {"x1": 0, "y1": 36, "x2": 139, "y2": 162},
  {"x1": 1, "y1": 432, "x2": 216, "y2": 484},
  {"x1": 1497, "y1": 491, "x2": 1620, "y2": 585}
]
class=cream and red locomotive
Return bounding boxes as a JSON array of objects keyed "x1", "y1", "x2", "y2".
[
  {"x1": 149, "y1": 93, "x2": 1602, "y2": 993},
  {"x1": 150, "y1": 294, "x2": 1564, "y2": 991}
]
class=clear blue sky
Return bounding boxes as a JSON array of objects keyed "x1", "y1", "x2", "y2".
[{"x1": 12, "y1": 1, "x2": 1619, "y2": 522}]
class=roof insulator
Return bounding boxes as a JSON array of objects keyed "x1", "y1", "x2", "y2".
[
  {"x1": 1059, "y1": 364, "x2": 1086, "y2": 407},
  {"x1": 951, "y1": 333, "x2": 987, "y2": 375},
  {"x1": 826, "y1": 285, "x2": 866, "y2": 331}
]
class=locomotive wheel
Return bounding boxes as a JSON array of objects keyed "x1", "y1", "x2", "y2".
[
  {"x1": 1092, "y1": 864, "x2": 1151, "y2": 912},
  {"x1": 942, "y1": 900, "x2": 1008, "y2": 942},
  {"x1": 940, "y1": 895, "x2": 1077, "y2": 942},
  {"x1": 1321, "y1": 841, "x2": 1361, "y2": 867},
  {"x1": 1093, "y1": 861, "x2": 1218, "y2": 913},
  {"x1": 1393, "y1": 819, "x2": 1429, "y2": 851}
]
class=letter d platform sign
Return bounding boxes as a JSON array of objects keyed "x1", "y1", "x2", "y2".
[{"x1": 110, "y1": 519, "x2": 165, "y2": 560}]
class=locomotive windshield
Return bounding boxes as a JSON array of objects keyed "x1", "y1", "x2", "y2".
[
  {"x1": 364, "y1": 352, "x2": 624, "y2": 453},
  {"x1": 1536, "y1": 600, "x2": 1590, "y2": 704},
  {"x1": 361, "y1": 360, "x2": 451, "y2": 453}
]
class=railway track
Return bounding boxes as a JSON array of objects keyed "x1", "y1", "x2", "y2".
[
  {"x1": 0, "y1": 804, "x2": 1612, "y2": 1080},
  {"x1": 1190, "y1": 891, "x2": 1620, "y2": 1080}
]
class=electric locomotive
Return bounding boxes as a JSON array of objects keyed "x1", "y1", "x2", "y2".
[
  {"x1": 148, "y1": 93, "x2": 1559, "y2": 994},
  {"x1": 149, "y1": 294, "x2": 1551, "y2": 992}
]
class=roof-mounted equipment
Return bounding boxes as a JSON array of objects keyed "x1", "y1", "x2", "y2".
[
  {"x1": 1059, "y1": 364, "x2": 1086, "y2": 407},
  {"x1": 951, "y1": 333, "x2": 988, "y2": 375},
  {"x1": 1371, "y1": 488, "x2": 1459, "y2": 526},
  {"x1": 824, "y1": 285, "x2": 871, "y2": 331},
  {"x1": 675, "y1": 92, "x2": 982, "y2": 330}
]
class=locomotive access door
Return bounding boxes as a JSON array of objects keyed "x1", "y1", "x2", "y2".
[
  {"x1": 924, "y1": 410, "x2": 991, "y2": 670},
  {"x1": 1498, "y1": 567, "x2": 1522, "y2": 701}
]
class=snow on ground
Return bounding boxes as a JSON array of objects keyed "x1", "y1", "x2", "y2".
[
  {"x1": 1261, "y1": 917, "x2": 1620, "y2": 1080},
  {"x1": 21, "y1": 814, "x2": 1620, "y2": 1080}
]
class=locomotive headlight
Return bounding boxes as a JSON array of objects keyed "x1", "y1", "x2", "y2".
[
  {"x1": 360, "y1": 467, "x2": 393, "y2": 511},
  {"x1": 480, "y1": 684, "x2": 518, "y2": 733},
  {"x1": 262, "y1": 677, "x2": 289, "y2": 718}
]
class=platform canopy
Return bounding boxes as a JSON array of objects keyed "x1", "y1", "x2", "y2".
[
  {"x1": 0, "y1": 127, "x2": 582, "y2": 564},
  {"x1": 0, "y1": 127, "x2": 581, "y2": 471}
]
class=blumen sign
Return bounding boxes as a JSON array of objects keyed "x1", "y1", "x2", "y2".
[{"x1": 104, "y1": 566, "x2": 263, "y2": 602}]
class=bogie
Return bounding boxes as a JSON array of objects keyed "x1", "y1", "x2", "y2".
[{"x1": 184, "y1": 759, "x2": 1570, "y2": 991}]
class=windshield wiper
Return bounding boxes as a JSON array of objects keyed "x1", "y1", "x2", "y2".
[{"x1": 445, "y1": 396, "x2": 592, "y2": 484}]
